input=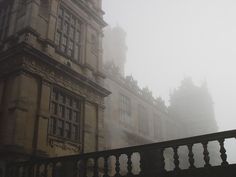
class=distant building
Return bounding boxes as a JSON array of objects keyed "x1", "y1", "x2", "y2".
[
  {"x1": 168, "y1": 78, "x2": 219, "y2": 168},
  {"x1": 103, "y1": 26, "x2": 127, "y2": 76},
  {"x1": 168, "y1": 78, "x2": 218, "y2": 138},
  {"x1": 0, "y1": 0, "x2": 110, "y2": 173},
  {"x1": 103, "y1": 26, "x2": 168, "y2": 151},
  {"x1": 104, "y1": 63, "x2": 168, "y2": 149},
  {"x1": 102, "y1": 26, "x2": 220, "y2": 171}
]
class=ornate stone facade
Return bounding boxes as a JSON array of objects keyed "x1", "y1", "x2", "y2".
[
  {"x1": 0, "y1": 0, "x2": 110, "y2": 172},
  {"x1": 103, "y1": 63, "x2": 168, "y2": 149},
  {"x1": 102, "y1": 26, "x2": 168, "y2": 151}
]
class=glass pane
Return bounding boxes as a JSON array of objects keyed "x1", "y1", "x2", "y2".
[
  {"x1": 57, "y1": 120, "x2": 64, "y2": 136},
  {"x1": 75, "y1": 31, "x2": 80, "y2": 43},
  {"x1": 69, "y1": 27, "x2": 74, "y2": 38},
  {"x1": 72, "y1": 125, "x2": 78, "y2": 140},
  {"x1": 65, "y1": 108, "x2": 71, "y2": 120},
  {"x1": 62, "y1": 36, "x2": 67, "y2": 46},
  {"x1": 59, "y1": 105, "x2": 65, "y2": 118},
  {"x1": 52, "y1": 90, "x2": 58, "y2": 100},
  {"x1": 74, "y1": 45, "x2": 79, "y2": 60},
  {"x1": 59, "y1": 93, "x2": 65, "y2": 103},
  {"x1": 71, "y1": 17, "x2": 76, "y2": 26},
  {"x1": 63, "y1": 23, "x2": 68, "y2": 34},
  {"x1": 73, "y1": 111, "x2": 78, "y2": 122},
  {"x1": 53, "y1": 118, "x2": 57, "y2": 135},
  {"x1": 65, "y1": 122, "x2": 71, "y2": 139},
  {"x1": 66, "y1": 96, "x2": 71, "y2": 105},
  {"x1": 59, "y1": 7, "x2": 63, "y2": 16},
  {"x1": 49, "y1": 118, "x2": 54, "y2": 134},
  {"x1": 51, "y1": 102, "x2": 57, "y2": 115},
  {"x1": 55, "y1": 32, "x2": 61, "y2": 45},
  {"x1": 76, "y1": 21, "x2": 81, "y2": 29},
  {"x1": 69, "y1": 40, "x2": 73, "y2": 50},
  {"x1": 64, "y1": 11, "x2": 70, "y2": 21},
  {"x1": 57, "y1": 17, "x2": 62, "y2": 29}
]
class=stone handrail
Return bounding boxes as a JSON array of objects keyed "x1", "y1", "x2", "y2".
[{"x1": 6, "y1": 129, "x2": 236, "y2": 177}]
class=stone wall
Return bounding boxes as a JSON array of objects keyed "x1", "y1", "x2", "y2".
[{"x1": 0, "y1": 0, "x2": 110, "y2": 162}]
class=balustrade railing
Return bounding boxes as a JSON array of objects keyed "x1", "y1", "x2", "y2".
[{"x1": 6, "y1": 130, "x2": 236, "y2": 177}]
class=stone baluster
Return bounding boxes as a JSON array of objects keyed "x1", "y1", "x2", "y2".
[
  {"x1": 173, "y1": 146, "x2": 180, "y2": 171},
  {"x1": 44, "y1": 164, "x2": 48, "y2": 177},
  {"x1": 219, "y1": 139, "x2": 228, "y2": 166},
  {"x1": 83, "y1": 159, "x2": 88, "y2": 177},
  {"x1": 103, "y1": 156, "x2": 109, "y2": 177},
  {"x1": 127, "y1": 153, "x2": 133, "y2": 176},
  {"x1": 115, "y1": 154, "x2": 120, "y2": 177},
  {"x1": 187, "y1": 144, "x2": 195, "y2": 169},
  {"x1": 202, "y1": 142, "x2": 211, "y2": 167},
  {"x1": 160, "y1": 148, "x2": 166, "y2": 172},
  {"x1": 77, "y1": 160, "x2": 86, "y2": 177},
  {"x1": 11, "y1": 166, "x2": 18, "y2": 177},
  {"x1": 28, "y1": 163, "x2": 34, "y2": 177},
  {"x1": 35, "y1": 164, "x2": 40, "y2": 177},
  {"x1": 21, "y1": 166, "x2": 25, "y2": 177},
  {"x1": 140, "y1": 148, "x2": 165, "y2": 176},
  {"x1": 72, "y1": 160, "x2": 78, "y2": 177},
  {"x1": 51, "y1": 162, "x2": 56, "y2": 177},
  {"x1": 93, "y1": 157, "x2": 99, "y2": 177}
]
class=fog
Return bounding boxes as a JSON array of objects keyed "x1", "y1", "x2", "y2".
[{"x1": 103, "y1": 0, "x2": 236, "y2": 131}]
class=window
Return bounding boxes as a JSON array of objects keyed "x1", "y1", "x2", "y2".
[
  {"x1": 0, "y1": 4, "x2": 11, "y2": 41},
  {"x1": 49, "y1": 88, "x2": 83, "y2": 142},
  {"x1": 138, "y1": 105, "x2": 149, "y2": 135},
  {"x1": 91, "y1": 33, "x2": 98, "y2": 52},
  {"x1": 39, "y1": 0, "x2": 49, "y2": 18},
  {"x1": 120, "y1": 94, "x2": 131, "y2": 125},
  {"x1": 55, "y1": 6, "x2": 81, "y2": 62}
]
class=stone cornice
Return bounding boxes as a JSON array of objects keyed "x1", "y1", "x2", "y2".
[
  {"x1": 104, "y1": 67, "x2": 167, "y2": 113},
  {"x1": 0, "y1": 43, "x2": 111, "y2": 99},
  {"x1": 70, "y1": 0, "x2": 107, "y2": 27}
]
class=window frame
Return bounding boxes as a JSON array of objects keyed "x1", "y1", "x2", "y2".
[
  {"x1": 54, "y1": 5, "x2": 82, "y2": 64},
  {"x1": 138, "y1": 104, "x2": 149, "y2": 135},
  {"x1": 119, "y1": 93, "x2": 132, "y2": 125},
  {"x1": 49, "y1": 87, "x2": 84, "y2": 144}
]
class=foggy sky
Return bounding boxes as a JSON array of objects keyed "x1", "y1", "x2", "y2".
[{"x1": 102, "y1": 0, "x2": 236, "y2": 131}]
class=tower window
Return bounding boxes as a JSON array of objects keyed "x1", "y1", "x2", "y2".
[
  {"x1": 49, "y1": 88, "x2": 83, "y2": 142},
  {"x1": 120, "y1": 94, "x2": 131, "y2": 125},
  {"x1": 55, "y1": 6, "x2": 82, "y2": 63},
  {"x1": 138, "y1": 105, "x2": 149, "y2": 135}
]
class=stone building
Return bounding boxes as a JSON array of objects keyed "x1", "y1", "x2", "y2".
[
  {"x1": 168, "y1": 78, "x2": 218, "y2": 138},
  {"x1": 102, "y1": 27, "x2": 169, "y2": 175},
  {"x1": 102, "y1": 27, "x2": 168, "y2": 150},
  {"x1": 102, "y1": 26, "x2": 220, "y2": 172},
  {"x1": 103, "y1": 26, "x2": 127, "y2": 76},
  {"x1": 0, "y1": 0, "x2": 110, "y2": 171},
  {"x1": 104, "y1": 64, "x2": 168, "y2": 149}
]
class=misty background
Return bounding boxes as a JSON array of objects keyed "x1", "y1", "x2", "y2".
[{"x1": 102, "y1": 0, "x2": 236, "y2": 132}]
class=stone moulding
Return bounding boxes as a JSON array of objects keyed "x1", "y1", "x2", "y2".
[{"x1": 0, "y1": 43, "x2": 111, "y2": 106}]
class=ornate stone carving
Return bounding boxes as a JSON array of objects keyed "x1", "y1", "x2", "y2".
[{"x1": 49, "y1": 138, "x2": 81, "y2": 153}]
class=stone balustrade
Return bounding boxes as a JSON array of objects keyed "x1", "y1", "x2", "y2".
[{"x1": 6, "y1": 130, "x2": 236, "y2": 177}]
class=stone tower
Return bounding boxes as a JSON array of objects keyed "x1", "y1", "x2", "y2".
[
  {"x1": 0, "y1": 0, "x2": 110, "y2": 167},
  {"x1": 103, "y1": 26, "x2": 127, "y2": 76},
  {"x1": 168, "y1": 78, "x2": 218, "y2": 138}
]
